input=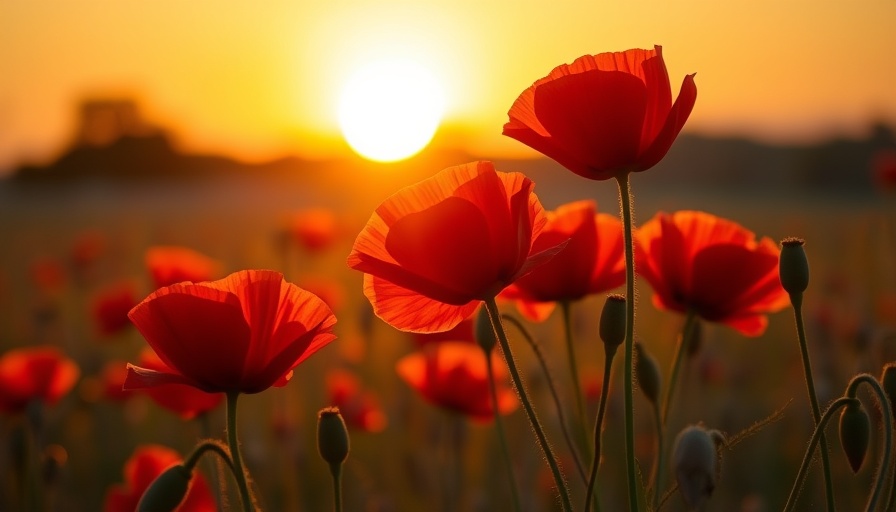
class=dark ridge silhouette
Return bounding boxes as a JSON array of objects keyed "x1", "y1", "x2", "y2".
[{"x1": 7, "y1": 98, "x2": 896, "y2": 197}]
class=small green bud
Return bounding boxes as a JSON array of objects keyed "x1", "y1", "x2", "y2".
[
  {"x1": 317, "y1": 407, "x2": 350, "y2": 467},
  {"x1": 634, "y1": 342, "x2": 661, "y2": 405},
  {"x1": 881, "y1": 363, "x2": 896, "y2": 423},
  {"x1": 672, "y1": 424, "x2": 718, "y2": 510},
  {"x1": 599, "y1": 294, "x2": 626, "y2": 349},
  {"x1": 136, "y1": 464, "x2": 192, "y2": 512},
  {"x1": 839, "y1": 401, "x2": 871, "y2": 474},
  {"x1": 779, "y1": 238, "x2": 810, "y2": 296},
  {"x1": 473, "y1": 307, "x2": 497, "y2": 354}
]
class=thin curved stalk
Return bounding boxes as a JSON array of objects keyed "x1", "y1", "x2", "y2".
[
  {"x1": 561, "y1": 301, "x2": 590, "y2": 457},
  {"x1": 484, "y1": 298, "x2": 572, "y2": 512},
  {"x1": 845, "y1": 374, "x2": 894, "y2": 512},
  {"x1": 226, "y1": 392, "x2": 255, "y2": 512},
  {"x1": 485, "y1": 349, "x2": 522, "y2": 512},
  {"x1": 583, "y1": 345, "x2": 617, "y2": 512}
]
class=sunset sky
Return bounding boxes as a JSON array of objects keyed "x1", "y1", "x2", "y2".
[{"x1": 2, "y1": 0, "x2": 895, "y2": 173}]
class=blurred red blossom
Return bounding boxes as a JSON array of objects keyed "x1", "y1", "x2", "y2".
[
  {"x1": 288, "y1": 207, "x2": 341, "y2": 253},
  {"x1": 125, "y1": 270, "x2": 337, "y2": 394},
  {"x1": 103, "y1": 444, "x2": 216, "y2": 512},
  {"x1": 396, "y1": 341, "x2": 517, "y2": 422},
  {"x1": 872, "y1": 149, "x2": 896, "y2": 192},
  {"x1": 348, "y1": 161, "x2": 566, "y2": 333},
  {"x1": 636, "y1": 211, "x2": 789, "y2": 336},
  {"x1": 503, "y1": 45, "x2": 696, "y2": 181},
  {"x1": 92, "y1": 280, "x2": 139, "y2": 337},
  {"x1": 136, "y1": 349, "x2": 223, "y2": 419},
  {"x1": 145, "y1": 246, "x2": 221, "y2": 289},
  {"x1": 71, "y1": 229, "x2": 107, "y2": 271},
  {"x1": 30, "y1": 257, "x2": 67, "y2": 293},
  {"x1": 0, "y1": 346, "x2": 79, "y2": 414},
  {"x1": 501, "y1": 200, "x2": 625, "y2": 321},
  {"x1": 296, "y1": 275, "x2": 346, "y2": 312},
  {"x1": 326, "y1": 369, "x2": 387, "y2": 432}
]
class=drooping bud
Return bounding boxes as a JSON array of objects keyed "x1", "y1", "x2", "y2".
[
  {"x1": 779, "y1": 238, "x2": 810, "y2": 296},
  {"x1": 317, "y1": 407, "x2": 350, "y2": 468},
  {"x1": 672, "y1": 424, "x2": 718, "y2": 510},
  {"x1": 839, "y1": 401, "x2": 871, "y2": 474},
  {"x1": 881, "y1": 363, "x2": 896, "y2": 423},
  {"x1": 136, "y1": 464, "x2": 192, "y2": 512},
  {"x1": 634, "y1": 342, "x2": 661, "y2": 405},
  {"x1": 473, "y1": 307, "x2": 497, "y2": 354},
  {"x1": 600, "y1": 294, "x2": 626, "y2": 350}
]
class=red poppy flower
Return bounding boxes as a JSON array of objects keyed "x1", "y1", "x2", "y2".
[
  {"x1": 503, "y1": 45, "x2": 697, "y2": 181},
  {"x1": 92, "y1": 280, "x2": 139, "y2": 337},
  {"x1": 872, "y1": 149, "x2": 896, "y2": 192},
  {"x1": 104, "y1": 444, "x2": 216, "y2": 512},
  {"x1": 500, "y1": 200, "x2": 625, "y2": 321},
  {"x1": 0, "y1": 346, "x2": 80, "y2": 414},
  {"x1": 145, "y1": 246, "x2": 221, "y2": 289},
  {"x1": 288, "y1": 208, "x2": 341, "y2": 253},
  {"x1": 635, "y1": 211, "x2": 789, "y2": 336},
  {"x1": 396, "y1": 341, "x2": 517, "y2": 422},
  {"x1": 326, "y1": 369, "x2": 387, "y2": 432},
  {"x1": 30, "y1": 256, "x2": 66, "y2": 293},
  {"x1": 71, "y1": 229, "x2": 106, "y2": 270},
  {"x1": 124, "y1": 269, "x2": 337, "y2": 394},
  {"x1": 137, "y1": 350, "x2": 223, "y2": 419},
  {"x1": 347, "y1": 161, "x2": 566, "y2": 333}
]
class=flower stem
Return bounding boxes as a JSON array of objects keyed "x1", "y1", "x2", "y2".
[
  {"x1": 502, "y1": 313, "x2": 588, "y2": 483},
  {"x1": 484, "y1": 347, "x2": 522, "y2": 512},
  {"x1": 653, "y1": 310, "x2": 697, "y2": 506},
  {"x1": 226, "y1": 392, "x2": 255, "y2": 512},
  {"x1": 783, "y1": 397, "x2": 855, "y2": 512},
  {"x1": 484, "y1": 297, "x2": 572, "y2": 512},
  {"x1": 790, "y1": 294, "x2": 836, "y2": 511},
  {"x1": 561, "y1": 301, "x2": 590, "y2": 457},
  {"x1": 845, "y1": 374, "x2": 894, "y2": 512},
  {"x1": 584, "y1": 344, "x2": 617, "y2": 512},
  {"x1": 329, "y1": 464, "x2": 343, "y2": 512},
  {"x1": 615, "y1": 173, "x2": 639, "y2": 510},
  {"x1": 183, "y1": 439, "x2": 235, "y2": 475}
]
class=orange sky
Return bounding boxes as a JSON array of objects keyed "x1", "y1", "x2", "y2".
[{"x1": 2, "y1": 0, "x2": 895, "y2": 173}]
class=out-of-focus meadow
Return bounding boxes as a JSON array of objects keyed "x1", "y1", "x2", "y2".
[{"x1": 1, "y1": 113, "x2": 895, "y2": 511}]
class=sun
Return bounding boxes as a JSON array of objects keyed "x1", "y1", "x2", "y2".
[{"x1": 338, "y1": 58, "x2": 445, "y2": 162}]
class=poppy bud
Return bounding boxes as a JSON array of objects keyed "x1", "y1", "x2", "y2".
[
  {"x1": 136, "y1": 464, "x2": 192, "y2": 512},
  {"x1": 317, "y1": 407, "x2": 350, "y2": 468},
  {"x1": 779, "y1": 238, "x2": 809, "y2": 296},
  {"x1": 672, "y1": 425, "x2": 718, "y2": 510},
  {"x1": 473, "y1": 307, "x2": 497, "y2": 354},
  {"x1": 882, "y1": 363, "x2": 896, "y2": 423},
  {"x1": 839, "y1": 401, "x2": 871, "y2": 474},
  {"x1": 634, "y1": 342, "x2": 661, "y2": 405},
  {"x1": 600, "y1": 294, "x2": 626, "y2": 349}
]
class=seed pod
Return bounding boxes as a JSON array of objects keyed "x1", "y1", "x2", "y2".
[
  {"x1": 317, "y1": 407, "x2": 350, "y2": 467},
  {"x1": 473, "y1": 307, "x2": 497, "y2": 354},
  {"x1": 136, "y1": 464, "x2": 192, "y2": 512},
  {"x1": 779, "y1": 238, "x2": 809, "y2": 296},
  {"x1": 600, "y1": 294, "x2": 626, "y2": 349},
  {"x1": 634, "y1": 342, "x2": 661, "y2": 405},
  {"x1": 839, "y1": 401, "x2": 871, "y2": 474},
  {"x1": 672, "y1": 425, "x2": 718, "y2": 510}
]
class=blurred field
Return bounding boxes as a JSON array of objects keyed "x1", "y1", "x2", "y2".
[{"x1": 0, "y1": 158, "x2": 894, "y2": 511}]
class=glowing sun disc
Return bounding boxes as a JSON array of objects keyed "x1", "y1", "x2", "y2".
[{"x1": 338, "y1": 59, "x2": 445, "y2": 162}]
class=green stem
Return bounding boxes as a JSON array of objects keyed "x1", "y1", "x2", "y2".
[
  {"x1": 226, "y1": 392, "x2": 255, "y2": 512},
  {"x1": 615, "y1": 173, "x2": 639, "y2": 510},
  {"x1": 183, "y1": 439, "x2": 235, "y2": 475},
  {"x1": 561, "y1": 301, "x2": 590, "y2": 457},
  {"x1": 484, "y1": 297, "x2": 572, "y2": 512},
  {"x1": 653, "y1": 311, "x2": 697, "y2": 508},
  {"x1": 484, "y1": 347, "x2": 522, "y2": 512},
  {"x1": 845, "y1": 374, "x2": 894, "y2": 512},
  {"x1": 584, "y1": 345, "x2": 617, "y2": 512},
  {"x1": 502, "y1": 314, "x2": 588, "y2": 483},
  {"x1": 329, "y1": 463, "x2": 343, "y2": 512},
  {"x1": 791, "y1": 293, "x2": 836, "y2": 511},
  {"x1": 783, "y1": 397, "x2": 855, "y2": 512}
]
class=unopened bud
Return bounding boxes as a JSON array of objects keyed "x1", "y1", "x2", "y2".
[
  {"x1": 600, "y1": 294, "x2": 626, "y2": 349},
  {"x1": 779, "y1": 238, "x2": 809, "y2": 296},
  {"x1": 881, "y1": 363, "x2": 896, "y2": 423},
  {"x1": 634, "y1": 342, "x2": 661, "y2": 405},
  {"x1": 839, "y1": 401, "x2": 871, "y2": 474},
  {"x1": 317, "y1": 407, "x2": 350, "y2": 467},
  {"x1": 672, "y1": 425, "x2": 718, "y2": 510},
  {"x1": 136, "y1": 464, "x2": 192, "y2": 512},
  {"x1": 473, "y1": 307, "x2": 497, "y2": 354}
]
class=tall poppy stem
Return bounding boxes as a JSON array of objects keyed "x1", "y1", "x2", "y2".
[
  {"x1": 225, "y1": 392, "x2": 255, "y2": 512},
  {"x1": 615, "y1": 173, "x2": 640, "y2": 510},
  {"x1": 653, "y1": 310, "x2": 698, "y2": 506},
  {"x1": 790, "y1": 295, "x2": 836, "y2": 511},
  {"x1": 561, "y1": 301, "x2": 591, "y2": 460},
  {"x1": 584, "y1": 344, "x2": 617, "y2": 512},
  {"x1": 484, "y1": 297, "x2": 572, "y2": 512},
  {"x1": 484, "y1": 347, "x2": 522, "y2": 512}
]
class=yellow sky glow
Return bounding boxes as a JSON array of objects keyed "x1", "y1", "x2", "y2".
[{"x1": 1, "y1": 0, "x2": 895, "y2": 173}]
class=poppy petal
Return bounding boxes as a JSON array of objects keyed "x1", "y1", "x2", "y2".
[
  {"x1": 637, "y1": 73, "x2": 697, "y2": 171},
  {"x1": 364, "y1": 275, "x2": 479, "y2": 333}
]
